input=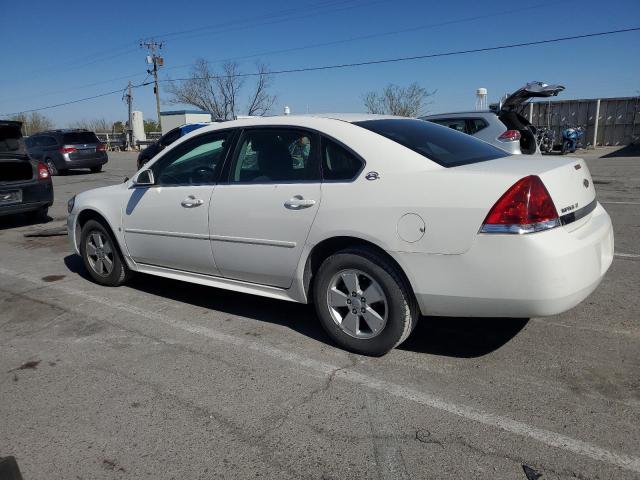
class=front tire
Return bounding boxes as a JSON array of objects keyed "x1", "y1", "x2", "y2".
[
  {"x1": 80, "y1": 219, "x2": 130, "y2": 286},
  {"x1": 313, "y1": 248, "x2": 418, "y2": 356}
]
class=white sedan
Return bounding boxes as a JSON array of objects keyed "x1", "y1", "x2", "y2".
[{"x1": 67, "y1": 114, "x2": 614, "y2": 356}]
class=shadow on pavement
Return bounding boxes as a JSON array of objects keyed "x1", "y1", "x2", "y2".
[
  {"x1": 399, "y1": 316, "x2": 528, "y2": 358},
  {"x1": 600, "y1": 143, "x2": 640, "y2": 158},
  {"x1": 0, "y1": 212, "x2": 51, "y2": 231},
  {"x1": 64, "y1": 254, "x2": 527, "y2": 358}
]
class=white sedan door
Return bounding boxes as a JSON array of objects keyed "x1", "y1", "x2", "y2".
[
  {"x1": 210, "y1": 128, "x2": 321, "y2": 288},
  {"x1": 123, "y1": 131, "x2": 232, "y2": 275}
]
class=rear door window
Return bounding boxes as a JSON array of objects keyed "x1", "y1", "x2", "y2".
[
  {"x1": 63, "y1": 132, "x2": 99, "y2": 144},
  {"x1": 321, "y1": 138, "x2": 363, "y2": 181},
  {"x1": 228, "y1": 129, "x2": 320, "y2": 183},
  {"x1": 354, "y1": 119, "x2": 509, "y2": 167}
]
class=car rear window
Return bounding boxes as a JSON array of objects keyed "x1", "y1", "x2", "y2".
[
  {"x1": 354, "y1": 119, "x2": 508, "y2": 167},
  {"x1": 63, "y1": 132, "x2": 99, "y2": 144}
]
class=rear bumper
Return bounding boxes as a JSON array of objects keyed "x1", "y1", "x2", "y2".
[
  {"x1": 63, "y1": 152, "x2": 108, "y2": 168},
  {"x1": 397, "y1": 203, "x2": 614, "y2": 317},
  {"x1": 0, "y1": 180, "x2": 54, "y2": 216}
]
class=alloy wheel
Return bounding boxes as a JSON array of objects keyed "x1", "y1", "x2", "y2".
[
  {"x1": 326, "y1": 269, "x2": 388, "y2": 339},
  {"x1": 85, "y1": 231, "x2": 114, "y2": 276}
]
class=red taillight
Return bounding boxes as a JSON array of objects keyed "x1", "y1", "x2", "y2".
[
  {"x1": 37, "y1": 161, "x2": 50, "y2": 180},
  {"x1": 96, "y1": 143, "x2": 106, "y2": 152},
  {"x1": 497, "y1": 130, "x2": 521, "y2": 142},
  {"x1": 59, "y1": 146, "x2": 77, "y2": 154},
  {"x1": 480, "y1": 175, "x2": 559, "y2": 234}
]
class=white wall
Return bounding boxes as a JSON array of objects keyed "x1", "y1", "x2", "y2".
[{"x1": 160, "y1": 113, "x2": 212, "y2": 134}]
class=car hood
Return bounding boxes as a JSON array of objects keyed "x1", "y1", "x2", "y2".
[{"x1": 501, "y1": 81, "x2": 565, "y2": 111}]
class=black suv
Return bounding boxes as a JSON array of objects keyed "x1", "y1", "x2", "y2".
[
  {"x1": 26, "y1": 129, "x2": 108, "y2": 175},
  {"x1": 0, "y1": 120, "x2": 53, "y2": 220}
]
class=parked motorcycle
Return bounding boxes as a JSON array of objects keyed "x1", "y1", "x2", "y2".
[
  {"x1": 536, "y1": 127, "x2": 555, "y2": 154},
  {"x1": 561, "y1": 126, "x2": 585, "y2": 154}
]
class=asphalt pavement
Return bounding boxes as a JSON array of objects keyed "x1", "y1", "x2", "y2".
[{"x1": 0, "y1": 148, "x2": 638, "y2": 479}]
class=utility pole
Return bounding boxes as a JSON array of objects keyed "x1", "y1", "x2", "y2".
[
  {"x1": 140, "y1": 39, "x2": 164, "y2": 131},
  {"x1": 124, "y1": 81, "x2": 133, "y2": 150}
]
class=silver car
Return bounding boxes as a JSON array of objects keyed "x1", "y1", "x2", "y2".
[{"x1": 421, "y1": 81, "x2": 564, "y2": 155}]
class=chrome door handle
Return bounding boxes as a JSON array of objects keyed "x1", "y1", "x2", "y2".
[
  {"x1": 284, "y1": 195, "x2": 316, "y2": 210},
  {"x1": 181, "y1": 195, "x2": 204, "y2": 208}
]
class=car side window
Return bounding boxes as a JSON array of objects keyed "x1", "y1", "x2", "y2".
[
  {"x1": 152, "y1": 131, "x2": 231, "y2": 186},
  {"x1": 321, "y1": 138, "x2": 363, "y2": 181},
  {"x1": 431, "y1": 119, "x2": 467, "y2": 133},
  {"x1": 467, "y1": 119, "x2": 488, "y2": 134},
  {"x1": 229, "y1": 129, "x2": 319, "y2": 183}
]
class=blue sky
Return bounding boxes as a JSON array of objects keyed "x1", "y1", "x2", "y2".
[{"x1": 0, "y1": 0, "x2": 638, "y2": 126}]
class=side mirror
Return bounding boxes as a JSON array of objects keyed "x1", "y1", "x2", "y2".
[{"x1": 133, "y1": 169, "x2": 154, "y2": 186}]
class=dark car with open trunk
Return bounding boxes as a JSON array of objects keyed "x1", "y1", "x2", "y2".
[{"x1": 0, "y1": 120, "x2": 53, "y2": 219}]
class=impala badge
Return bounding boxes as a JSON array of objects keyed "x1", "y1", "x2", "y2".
[
  {"x1": 365, "y1": 171, "x2": 380, "y2": 181},
  {"x1": 583, "y1": 179, "x2": 589, "y2": 188}
]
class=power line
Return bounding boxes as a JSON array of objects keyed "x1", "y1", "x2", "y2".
[
  {"x1": 0, "y1": 0, "x2": 381, "y2": 87},
  {"x1": 0, "y1": 0, "x2": 555, "y2": 103},
  {"x1": 167, "y1": 0, "x2": 565, "y2": 70},
  {"x1": 163, "y1": 27, "x2": 640, "y2": 81},
  {"x1": 3, "y1": 27, "x2": 639, "y2": 117},
  {"x1": 152, "y1": 0, "x2": 367, "y2": 41}
]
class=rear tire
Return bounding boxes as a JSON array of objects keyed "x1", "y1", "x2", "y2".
[
  {"x1": 313, "y1": 247, "x2": 418, "y2": 356},
  {"x1": 80, "y1": 219, "x2": 130, "y2": 286},
  {"x1": 90, "y1": 165, "x2": 102, "y2": 173}
]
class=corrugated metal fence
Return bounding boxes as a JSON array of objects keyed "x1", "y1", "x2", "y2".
[{"x1": 522, "y1": 96, "x2": 640, "y2": 147}]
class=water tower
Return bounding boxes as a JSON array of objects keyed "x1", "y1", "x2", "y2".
[{"x1": 476, "y1": 88, "x2": 488, "y2": 110}]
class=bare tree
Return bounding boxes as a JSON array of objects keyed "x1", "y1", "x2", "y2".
[
  {"x1": 167, "y1": 59, "x2": 276, "y2": 120},
  {"x1": 68, "y1": 118, "x2": 112, "y2": 132},
  {"x1": 246, "y1": 63, "x2": 276, "y2": 116},
  {"x1": 363, "y1": 83, "x2": 436, "y2": 117},
  {"x1": 10, "y1": 112, "x2": 54, "y2": 136}
]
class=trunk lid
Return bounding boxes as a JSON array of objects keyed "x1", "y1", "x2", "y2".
[
  {"x1": 0, "y1": 121, "x2": 34, "y2": 184},
  {"x1": 459, "y1": 155, "x2": 596, "y2": 231},
  {"x1": 500, "y1": 81, "x2": 565, "y2": 111}
]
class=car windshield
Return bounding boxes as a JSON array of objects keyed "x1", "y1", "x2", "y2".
[
  {"x1": 354, "y1": 118, "x2": 509, "y2": 167},
  {"x1": 63, "y1": 132, "x2": 99, "y2": 144}
]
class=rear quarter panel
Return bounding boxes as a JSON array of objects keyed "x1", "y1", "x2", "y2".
[{"x1": 307, "y1": 123, "x2": 509, "y2": 255}]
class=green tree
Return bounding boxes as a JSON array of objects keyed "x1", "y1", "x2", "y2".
[{"x1": 143, "y1": 119, "x2": 160, "y2": 133}]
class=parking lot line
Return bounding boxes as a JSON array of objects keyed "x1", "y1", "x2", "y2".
[
  {"x1": 615, "y1": 252, "x2": 640, "y2": 259},
  {"x1": 601, "y1": 201, "x2": 640, "y2": 205},
  {"x1": 1, "y1": 265, "x2": 639, "y2": 474}
]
